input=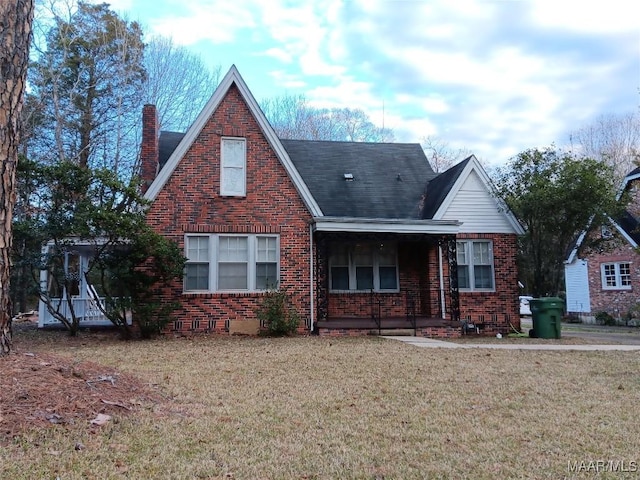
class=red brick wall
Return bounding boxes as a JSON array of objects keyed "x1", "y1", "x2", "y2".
[
  {"x1": 456, "y1": 233, "x2": 520, "y2": 335},
  {"x1": 145, "y1": 84, "x2": 313, "y2": 334},
  {"x1": 581, "y1": 233, "x2": 640, "y2": 319},
  {"x1": 140, "y1": 104, "x2": 159, "y2": 194}
]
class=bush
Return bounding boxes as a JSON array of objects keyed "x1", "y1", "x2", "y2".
[
  {"x1": 595, "y1": 311, "x2": 616, "y2": 326},
  {"x1": 255, "y1": 288, "x2": 300, "y2": 336}
]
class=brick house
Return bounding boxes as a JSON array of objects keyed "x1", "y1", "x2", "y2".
[
  {"x1": 135, "y1": 65, "x2": 523, "y2": 337},
  {"x1": 565, "y1": 168, "x2": 640, "y2": 323}
]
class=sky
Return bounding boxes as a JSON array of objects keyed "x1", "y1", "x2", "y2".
[{"x1": 99, "y1": 0, "x2": 638, "y2": 165}]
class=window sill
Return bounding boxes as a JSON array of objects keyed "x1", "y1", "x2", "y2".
[
  {"x1": 329, "y1": 289, "x2": 400, "y2": 294},
  {"x1": 458, "y1": 289, "x2": 496, "y2": 293},
  {"x1": 183, "y1": 290, "x2": 269, "y2": 296}
]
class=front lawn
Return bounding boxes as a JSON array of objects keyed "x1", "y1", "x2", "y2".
[{"x1": 2, "y1": 329, "x2": 639, "y2": 479}]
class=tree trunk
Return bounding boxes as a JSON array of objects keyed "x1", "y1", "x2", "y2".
[{"x1": 0, "y1": 0, "x2": 35, "y2": 355}]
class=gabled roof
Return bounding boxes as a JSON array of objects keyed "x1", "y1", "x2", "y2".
[
  {"x1": 616, "y1": 165, "x2": 640, "y2": 200},
  {"x1": 566, "y1": 211, "x2": 640, "y2": 264},
  {"x1": 421, "y1": 157, "x2": 469, "y2": 219},
  {"x1": 426, "y1": 156, "x2": 524, "y2": 234},
  {"x1": 144, "y1": 65, "x2": 322, "y2": 217},
  {"x1": 145, "y1": 66, "x2": 522, "y2": 236},
  {"x1": 281, "y1": 139, "x2": 437, "y2": 219},
  {"x1": 567, "y1": 166, "x2": 640, "y2": 263},
  {"x1": 616, "y1": 210, "x2": 640, "y2": 246},
  {"x1": 158, "y1": 131, "x2": 184, "y2": 170}
]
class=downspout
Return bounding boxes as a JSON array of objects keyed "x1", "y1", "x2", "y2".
[
  {"x1": 438, "y1": 245, "x2": 447, "y2": 318},
  {"x1": 309, "y1": 223, "x2": 314, "y2": 332}
]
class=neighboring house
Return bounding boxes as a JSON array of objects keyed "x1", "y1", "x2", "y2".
[
  {"x1": 565, "y1": 167, "x2": 640, "y2": 323},
  {"x1": 41, "y1": 65, "x2": 521, "y2": 336}
]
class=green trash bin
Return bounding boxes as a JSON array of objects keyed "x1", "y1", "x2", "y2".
[{"x1": 529, "y1": 297, "x2": 563, "y2": 339}]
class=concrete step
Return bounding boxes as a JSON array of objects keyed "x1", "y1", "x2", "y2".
[{"x1": 371, "y1": 328, "x2": 416, "y2": 336}]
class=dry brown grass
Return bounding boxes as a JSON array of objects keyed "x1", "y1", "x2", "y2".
[{"x1": 2, "y1": 328, "x2": 640, "y2": 479}]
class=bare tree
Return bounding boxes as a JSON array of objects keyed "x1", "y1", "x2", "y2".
[
  {"x1": 0, "y1": 0, "x2": 35, "y2": 354},
  {"x1": 261, "y1": 94, "x2": 322, "y2": 140},
  {"x1": 421, "y1": 136, "x2": 471, "y2": 173},
  {"x1": 143, "y1": 35, "x2": 221, "y2": 133},
  {"x1": 569, "y1": 112, "x2": 640, "y2": 184},
  {"x1": 332, "y1": 108, "x2": 395, "y2": 142},
  {"x1": 261, "y1": 94, "x2": 394, "y2": 142}
]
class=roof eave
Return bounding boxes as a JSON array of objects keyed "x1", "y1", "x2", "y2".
[{"x1": 313, "y1": 217, "x2": 461, "y2": 234}]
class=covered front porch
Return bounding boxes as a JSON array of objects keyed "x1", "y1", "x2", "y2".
[
  {"x1": 312, "y1": 218, "x2": 463, "y2": 337},
  {"x1": 37, "y1": 242, "x2": 127, "y2": 328}
]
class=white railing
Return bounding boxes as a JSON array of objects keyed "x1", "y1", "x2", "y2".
[{"x1": 38, "y1": 296, "x2": 122, "y2": 327}]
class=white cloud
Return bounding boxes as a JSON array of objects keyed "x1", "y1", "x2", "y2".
[
  {"x1": 147, "y1": 1, "x2": 256, "y2": 44},
  {"x1": 264, "y1": 48, "x2": 293, "y2": 64},
  {"x1": 83, "y1": 0, "x2": 638, "y2": 164},
  {"x1": 531, "y1": 0, "x2": 640, "y2": 34},
  {"x1": 267, "y1": 70, "x2": 308, "y2": 90}
]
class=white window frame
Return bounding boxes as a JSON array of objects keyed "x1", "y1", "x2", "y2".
[
  {"x1": 601, "y1": 262, "x2": 631, "y2": 290},
  {"x1": 329, "y1": 243, "x2": 399, "y2": 293},
  {"x1": 220, "y1": 137, "x2": 246, "y2": 197},
  {"x1": 184, "y1": 234, "x2": 279, "y2": 293},
  {"x1": 456, "y1": 240, "x2": 495, "y2": 292},
  {"x1": 184, "y1": 235, "x2": 211, "y2": 291}
]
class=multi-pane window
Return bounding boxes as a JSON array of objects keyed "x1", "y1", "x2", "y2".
[
  {"x1": 220, "y1": 137, "x2": 246, "y2": 196},
  {"x1": 218, "y1": 236, "x2": 248, "y2": 289},
  {"x1": 256, "y1": 236, "x2": 278, "y2": 289},
  {"x1": 185, "y1": 236, "x2": 210, "y2": 290},
  {"x1": 329, "y1": 243, "x2": 398, "y2": 292},
  {"x1": 330, "y1": 246, "x2": 350, "y2": 290},
  {"x1": 456, "y1": 240, "x2": 495, "y2": 291},
  {"x1": 601, "y1": 262, "x2": 631, "y2": 290},
  {"x1": 184, "y1": 234, "x2": 278, "y2": 292}
]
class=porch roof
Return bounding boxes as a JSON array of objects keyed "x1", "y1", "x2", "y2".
[{"x1": 312, "y1": 216, "x2": 461, "y2": 234}]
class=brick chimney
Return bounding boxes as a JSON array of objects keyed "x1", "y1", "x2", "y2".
[{"x1": 140, "y1": 104, "x2": 159, "y2": 193}]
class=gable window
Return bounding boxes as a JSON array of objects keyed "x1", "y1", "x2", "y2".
[
  {"x1": 329, "y1": 243, "x2": 398, "y2": 292},
  {"x1": 184, "y1": 234, "x2": 279, "y2": 292},
  {"x1": 220, "y1": 137, "x2": 246, "y2": 196},
  {"x1": 457, "y1": 240, "x2": 495, "y2": 291},
  {"x1": 601, "y1": 262, "x2": 631, "y2": 290},
  {"x1": 601, "y1": 225, "x2": 614, "y2": 239}
]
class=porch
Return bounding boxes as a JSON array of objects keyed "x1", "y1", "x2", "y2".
[
  {"x1": 37, "y1": 241, "x2": 128, "y2": 328},
  {"x1": 313, "y1": 228, "x2": 463, "y2": 338},
  {"x1": 39, "y1": 296, "x2": 114, "y2": 327},
  {"x1": 316, "y1": 288, "x2": 462, "y2": 337}
]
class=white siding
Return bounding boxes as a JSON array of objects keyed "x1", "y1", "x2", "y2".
[
  {"x1": 565, "y1": 259, "x2": 591, "y2": 313},
  {"x1": 439, "y1": 170, "x2": 515, "y2": 233}
]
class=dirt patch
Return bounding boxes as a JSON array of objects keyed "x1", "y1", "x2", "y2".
[{"x1": 1, "y1": 324, "x2": 163, "y2": 443}]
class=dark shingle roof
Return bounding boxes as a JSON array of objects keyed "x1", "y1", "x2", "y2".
[
  {"x1": 159, "y1": 131, "x2": 185, "y2": 170},
  {"x1": 420, "y1": 157, "x2": 471, "y2": 219},
  {"x1": 281, "y1": 140, "x2": 437, "y2": 219},
  {"x1": 157, "y1": 133, "x2": 447, "y2": 219},
  {"x1": 626, "y1": 166, "x2": 640, "y2": 178},
  {"x1": 616, "y1": 210, "x2": 640, "y2": 245}
]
